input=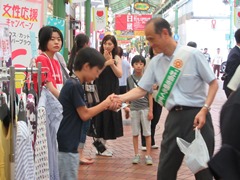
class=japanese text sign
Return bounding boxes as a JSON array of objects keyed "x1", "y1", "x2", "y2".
[
  {"x1": 0, "y1": 0, "x2": 43, "y2": 67},
  {"x1": 115, "y1": 14, "x2": 152, "y2": 31}
]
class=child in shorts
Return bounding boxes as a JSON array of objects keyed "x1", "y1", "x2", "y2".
[{"x1": 124, "y1": 55, "x2": 153, "y2": 165}]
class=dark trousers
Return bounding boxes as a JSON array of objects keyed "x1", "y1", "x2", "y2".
[
  {"x1": 141, "y1": 101, "x2": 162, "y2": 146},
  {"x1": 213, "y1": 65, "x2": 220, "y2": 78},
  {"x1": 157, "y1": 108, "x2": 214, "y2": 180},
  {"x1": 224, "y1": 87, "x2": 232, "y2": 98}
]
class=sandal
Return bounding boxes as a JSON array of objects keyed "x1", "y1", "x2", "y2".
[{"x1": 79, "y1": 158, "x2": 94, "y2": 165}]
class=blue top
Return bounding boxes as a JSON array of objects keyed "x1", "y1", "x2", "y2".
[
  {"x1": 57, "y1": 77, "x2": 86, "y2": 153},
  {"x1": 138, "y1": 45, "x2": 216, "y2": 110},
  {"x1": 119, "y1": 58, "x2": 131, "y2": 86}
]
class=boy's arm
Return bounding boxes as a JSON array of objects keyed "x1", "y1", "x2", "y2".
[
  {"x1": 124, "y1": 77, "x2": 131, "y2": 119},
  {"x1": 76, "y1": 94, "x2": 120, "y2": 121},
  {"x1": 148, "y1": 93, "x2": 153, "y2": 121}
]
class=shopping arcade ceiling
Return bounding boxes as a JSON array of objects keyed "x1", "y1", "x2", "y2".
[
  {"x1": 102, "y1": 0, "x2": 180, "y2": 15},
  {"x1": 72, "y1": 0, "x2": 179, "y2": 15},
  {"x1": 106, "y1": 0, "x2": 163, "y2": 14}
]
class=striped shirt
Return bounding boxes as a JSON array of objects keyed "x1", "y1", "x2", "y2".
[{"x1": 15, "y1": 121, "x2": 36, "y2": 180}]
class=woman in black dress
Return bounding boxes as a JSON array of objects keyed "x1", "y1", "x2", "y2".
[{"x1": 91, "y1": 35, "x2": 123, "y2": 156}]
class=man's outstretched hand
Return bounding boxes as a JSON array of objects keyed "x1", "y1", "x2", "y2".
[{"x1": 107, "y1": 94, "x2": 122, "y2": 111}]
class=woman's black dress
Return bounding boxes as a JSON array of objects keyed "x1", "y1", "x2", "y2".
[{"x1": 88, "y1": 65, "x2": 123, "y2": 140}]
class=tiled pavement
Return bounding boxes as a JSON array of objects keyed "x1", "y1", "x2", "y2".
[{"x1": 78, "y1": 80, "x2": 227, "y2": 180}]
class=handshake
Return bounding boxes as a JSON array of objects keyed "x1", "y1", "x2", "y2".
[{"x1": 104, "y1": 94, "x2": 128, "y2": 111}]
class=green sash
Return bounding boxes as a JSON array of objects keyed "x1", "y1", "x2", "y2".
[{"x1": 154, "y1": 46, "x2": 192, "y2": 107}]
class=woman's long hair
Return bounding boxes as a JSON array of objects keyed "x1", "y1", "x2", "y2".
[
  {"x1": 67, "y1": 34, "x2": 89, "y2": 76},
  {"x1": 99, "y1": 35, "x2": 118, "y2": 59}
]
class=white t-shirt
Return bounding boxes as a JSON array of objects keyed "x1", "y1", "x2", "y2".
[{"x1": 212, "y1": 54, "x2": 223, "y2": 65}]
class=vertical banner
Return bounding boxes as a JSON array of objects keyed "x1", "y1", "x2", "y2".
[
  {"x1": 47, "y1": 16, "x2": 66, "y2": 55},
  {"x1": 0, "y1": 23, "x2": 11, "y2": 67},
  {"x1": 0, "y1": 0, "x2": 43, "y2": 67},
  {"x1": 234, "y1": 7, "x2": 240, "y2": 28},
  {"x1": 93, "y1": 7, "x2": 106, "y2": 31}
]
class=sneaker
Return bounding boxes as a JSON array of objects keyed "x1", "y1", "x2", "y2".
[
  {"x1": 151, "y1": 145, "x2": 158, "y2": 149},
  {"x1": 132, "y1": 154, "x2": 140, "y2": 164},
  {"x1": 145, "y1": 156, "x2": 153, "y2": 165},
  {"x1": 96, "y1": 150, "x2": 113, "y2": 157},
  {"x1": 141, "y1": 146, "x2": 147, "y2": 151}
]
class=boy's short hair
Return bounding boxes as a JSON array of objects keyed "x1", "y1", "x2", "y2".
[
  {"x1": 131, "y1": 55, "x2": 146, "y2": 67},
  {"x1": 38, "y1": 26, "x2": 63, "y2": 51},
  {"x1": 74, "y1": 47, "x2": 105, "y2": 71}
]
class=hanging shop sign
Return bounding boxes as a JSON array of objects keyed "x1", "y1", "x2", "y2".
[
  {"x1": 93, "y1": 7, "x2": 107, "y2": 31},
  {"x1": 134, "y1": 2, "x2": 150, "y2": 11},
  {"x1": 234, "y1": 7, "x2": 240, "y2": 28},
  {"x1": 115, "y1": 14, "x2": 152, "y2": 31},
  {"x1": 211, "y1": 19, "x2": 216, "y2": 29}
]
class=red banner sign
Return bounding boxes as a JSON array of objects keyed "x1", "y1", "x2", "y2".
[{"x1": 115, "y1": 14, "x2": 152, "y2": 31}]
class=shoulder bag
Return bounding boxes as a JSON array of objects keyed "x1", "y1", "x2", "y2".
[{"x1": 84, "y1": 82, "x2": 100, "y2": 107}]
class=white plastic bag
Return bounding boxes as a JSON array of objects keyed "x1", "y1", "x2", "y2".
[{"x1": 176, "y1": 128, "x2": 210, "y2": 174}]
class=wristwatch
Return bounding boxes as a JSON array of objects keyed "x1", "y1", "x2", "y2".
[{"x1": 203, "y1": 104, "x2": 211, "y2": 111}]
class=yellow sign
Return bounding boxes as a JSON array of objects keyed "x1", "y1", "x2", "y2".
[
  {"x1": 134, "y1": 31, "x2": 145, "y2": 36},
  {"x1": 15, "y1": 72, "x2": 26, "y2": 89},
  {"x1": 115, "y1": 30, "x2": 135, "y2": 38},
  {"x1": 115, "y1": 30, "x2": 122, "y2": 36},
  {"x1": 134, "y1": 2, "x2": 150, "y2": 11}
]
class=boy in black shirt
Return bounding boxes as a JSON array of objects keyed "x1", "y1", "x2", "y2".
[{"x1": 57, "y1": 47, "x2": 118, "y2": 180}]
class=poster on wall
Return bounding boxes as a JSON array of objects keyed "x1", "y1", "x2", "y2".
[
  {"x1": 93, "y1": 7, "x2": 107, "y2": 31},
  {"x1": 0, "y1": 23, "x2": 11, "y2": 67},
  {"x1": 47, "y1": 16, "x2": 65, "y2": 55},
  {"x1": 0, "y1": 0, "x2": 43, "y2": 67}
]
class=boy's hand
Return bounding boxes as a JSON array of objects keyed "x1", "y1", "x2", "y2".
[
  {"x1": 108, "y1": 94, "x2": 123, "y2": 111},
  {"x1": 124, "y1": 107, "x2": 130, "y2": 119},
  {"x1": 106, "y1": 94, "x2": 122, "y2": 110},
  {"x1": 148, "y1": 111, "x2": 153, "y2": 121}
]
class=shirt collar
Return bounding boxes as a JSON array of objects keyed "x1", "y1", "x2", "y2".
[{"x1": 163, "y1": 44, "x2": 180, "y2": 61}]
